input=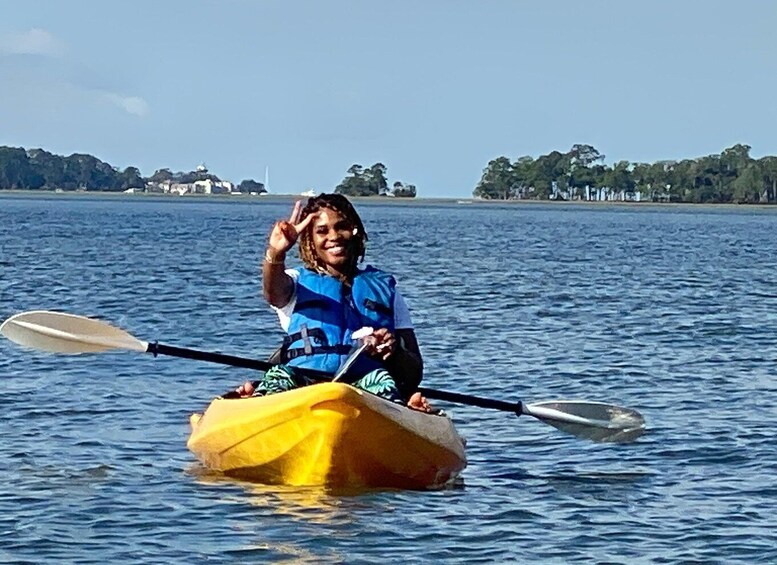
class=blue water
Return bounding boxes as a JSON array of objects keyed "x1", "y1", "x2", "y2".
[{"x1": 1, "y1": 195, "x2": 775, "y2": 563}]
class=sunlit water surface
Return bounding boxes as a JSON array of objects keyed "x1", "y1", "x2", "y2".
[{"x1": 1, "y1": 195, "x2": 775, "y2": 563}]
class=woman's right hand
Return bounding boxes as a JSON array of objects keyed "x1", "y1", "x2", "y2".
[{"x1": 268, "y1": 201, "x2": 319, "y2": 256}]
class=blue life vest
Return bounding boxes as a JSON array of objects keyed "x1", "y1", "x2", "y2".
[{"x1": 281, "y1": 266, "x2": 396, "y2": 376}]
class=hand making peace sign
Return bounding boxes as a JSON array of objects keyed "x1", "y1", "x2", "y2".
[{"x1": 267, "y1": 201, "x2": 320, "y2": 256}]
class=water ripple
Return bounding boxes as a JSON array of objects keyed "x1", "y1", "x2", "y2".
[{"x1": 0, "y1": 197, "x2": 776, "y2": 563}]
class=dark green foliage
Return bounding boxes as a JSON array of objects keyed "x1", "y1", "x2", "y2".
[
  {"x1": 0, "y1": 147, "x2": 142, "y2": 191},
  {"x1": 0, "y1": 147, "x2": 44, "y2": 189},
  {"x1": 148, "y1": 168, "x2": 174, "y2": 183},
  {"x1": 473, "y1": 143, "x2": 777, "y2": 203},
  {"x1": 0, "y1": 147, "x2": 232, "y2": 192},
  {"x1": 237, "y1": 179, "x2": 266, "y2": 193},
  {"x1": 336, "y1": 163, "x2": 415, "y2": 197},
  {"x1": 5, "y1": 143, "x2": 776, "y2": 203}
]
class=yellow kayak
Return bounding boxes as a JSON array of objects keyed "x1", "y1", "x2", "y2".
[{"x1": 187, "y1": 382, "x2": 467, "y2": 489}]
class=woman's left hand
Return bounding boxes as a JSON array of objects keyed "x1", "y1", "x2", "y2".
[
  {"x1": 235, "y1": 381, "x2": 255, "y2": 398},
  {"x1": 365, "y1": 328, "x2": 396, "y2": 361}
]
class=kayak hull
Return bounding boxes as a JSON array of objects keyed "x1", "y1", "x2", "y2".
[{"x1": 187, "y1": 382, "x2": 467, "y2": 489}]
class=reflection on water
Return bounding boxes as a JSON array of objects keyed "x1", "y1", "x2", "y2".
[
  {"x1": 191, "y1": 469, "x2": 359, "y2": 524},
  {"x1": 190, "y1": 462, "x2": 467, "y2": 525}
]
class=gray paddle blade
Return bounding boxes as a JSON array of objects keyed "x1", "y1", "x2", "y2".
[
  {"x1": 0, "y1": 310, "x2": 147, "y2": 354},
  {"x1": 332, "y1": 342, "x2": 369, "y2": 382},
  {"x1": 524, "y1": 401, "x2": 646, "y2": 443}
]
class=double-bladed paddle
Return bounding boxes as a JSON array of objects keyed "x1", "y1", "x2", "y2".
[{"x1": 0, "y1": 310, "x2": 646, "y2": 443}]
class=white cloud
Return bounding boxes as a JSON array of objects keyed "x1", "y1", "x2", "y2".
[
  {"x1": 0, "y1": 29, "x2": 148, "y2": 118},
  {"x1": 0, "y1": 28, "x2": 63, "y2": 57},
  {"x1": 104, "y1": 93, "x2": 150, "y2": 117}
]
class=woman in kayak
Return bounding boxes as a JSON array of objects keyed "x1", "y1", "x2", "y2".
[{"x1": 237, "y1": 193, "x2": 431, "y2": 412}]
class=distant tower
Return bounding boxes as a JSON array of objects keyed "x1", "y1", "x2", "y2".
[
  {"x1": 264, "y1": 166, "x2": 270, "y2": 193},
  {"x1": 196, "y1": 163, "x2": 208, "y2": 174}
]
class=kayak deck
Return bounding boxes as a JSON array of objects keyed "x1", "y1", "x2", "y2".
[{"x1": 187, "y1": 382, "x2": 466, "y2": 489}]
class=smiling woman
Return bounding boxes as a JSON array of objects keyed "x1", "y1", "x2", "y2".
[{"x1": 237, "y1": 193, "x2": 430, "y2": 411}]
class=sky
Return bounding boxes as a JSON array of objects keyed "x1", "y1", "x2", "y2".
[{"x1": 1, "y1": 1, "x2": 776, "y2": 198}]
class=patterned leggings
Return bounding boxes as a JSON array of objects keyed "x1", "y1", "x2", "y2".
[{"x1": 253, "y1": 364, "x2": 404, "y2": 404}]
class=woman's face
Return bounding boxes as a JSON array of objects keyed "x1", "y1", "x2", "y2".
[{"x1": 310, "y1": 207, "x2": 355, "y2": 272}]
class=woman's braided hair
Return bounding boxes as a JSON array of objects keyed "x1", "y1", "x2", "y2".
[{"x1": 298, "y1": 194, "x2": 368, "y2": 280}]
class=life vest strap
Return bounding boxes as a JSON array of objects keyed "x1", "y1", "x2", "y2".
[
  {"x1": 363, "y1": 298, "x2": 392, "y2": 316},
  {"x1": 282, "y1": 327, "x2": 329, "y2": 348},
  {"x1": 284, "y1": 344, "x2": 353, "y2": 361},
  {"x1": 300, "y1": 324, "x2": 313, "y2": 355}
]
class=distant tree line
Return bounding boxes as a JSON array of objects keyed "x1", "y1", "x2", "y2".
[
  {"x1": 8, "y1": 143, "x2": 777, "y2": 203},
  {"x1": 0, "y1": 146, "x2": 144, "y2": 191},
  {"x1": 0, "y1": 147, "x2": 411, "y2": 197},
  {"x1": 335, "y1": 163, "x2": 417, "y2": 198},
  {"x1": 0, "y1": 146, "x2": 265, "y2": 193},
  {"x1": 474, "y1": 143, "x2": 777, "y2": 203}
]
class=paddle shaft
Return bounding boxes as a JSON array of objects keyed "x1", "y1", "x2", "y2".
[
  {"x1": 144, "y1": 345, "x2": 642, "y2": 440},
  {"x1": 420, "y1": 387, "x2": 524, "y2": 414},
  {"x1": 1, "y1": 310, "x2": 523, "y2": 413},
  {"x1": 147, "y1": 342, "x2": 333, "y2": 380},
  {"x1": 150, "y1": 343, "x2": 524, "y2": 413},
  {"x1": 1, "y1": 310, "x2": 644, "y2": 442}
]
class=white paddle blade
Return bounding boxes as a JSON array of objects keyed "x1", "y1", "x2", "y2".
[
  {"x1": 333, "y1": 327, "x2": 374, "y2": 382},
  {"x1": 332, "y1": 343, "x2": 369, "y2": 382},
  {"x1": 0, "y1": 311, "x2": 148, "y2": 354},
  {"x1": 524, "y1": 401, "x2": 646, "y2": 443}
]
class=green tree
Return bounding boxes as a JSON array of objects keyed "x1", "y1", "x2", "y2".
[
  {"x1": 721, "y1": 143, "x2": 751, "y2": 175},
  {"x1": 758, "y1": 156, "x2": 777, "y2": 202},
  {"x1": 731, "y1": 162, "x2": 762, "y2": 203},
  {"x1": 668, "y1": 160, "x2": 696, "y2": 201},
  {"x1": 365, "y1": 163, "x2": 388, "y2": 195},
  {"x1": 602, "y1": 161, "x2": 635, "y2": 193},
  {"x1": 336, "y1": 163, "x2": 377, "y2": 196},
  {"x1": 392, "y1": 181, "x2": 417, "y2": 197},
  {"x1": 568, "y1": 144, "x2": 604, "y2": 167},
  {"x1": 473, "y1": 157, "x2": 514, "y2": 199},
  {"x1": 472, "y1": 143, "x2": 777, "y2": 203},
  {"x1": 631, "y1": 162, "x2": 651, "y2": 197},
  {"x1": 0, "y1": 147, "x2": 43, "y2": 189},
  {"x1": 149, "y1": 168, "x2": 173, "y2": 183},
  {"x1": 26, "y1": 149, "x2": 61, "y2": 188},
  {"x1": 331, "y1": 162, "x2": 395, "y2": 196},
  {"x1": 237, "y1": 179, "x2": 266, "y2": 193},
  {"x1": 511, "y1": 156, "x2": 535, "y2": 198},
  {"x1": 532, "y1": 151, "x2": 569, "y2": 198},
  {"x1": 118, "y1": 167, "x2": 144, "y2": 190},
  {"x1": 646, "y1": 161, "x2": 674, "y2": 201},
  {"x1": 692, "y1": 154, "x2": 726, "y2": 203}
]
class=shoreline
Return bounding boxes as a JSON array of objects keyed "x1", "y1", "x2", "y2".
[{"x1": 1, "y1": 189, "x2": 776, "y2": 210}]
